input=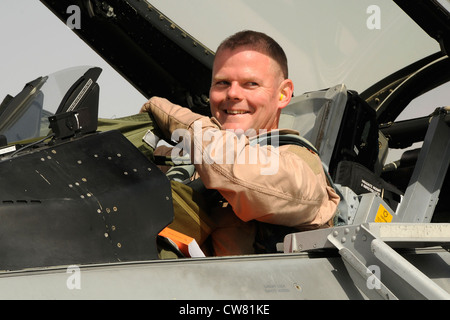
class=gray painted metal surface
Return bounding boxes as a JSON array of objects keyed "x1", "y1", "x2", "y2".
[
  {"x1": 396, "y1": 113, "x2": 450, "y2": 223},
  {"x1": 0, "y1": 248, "x2": 447, "y2": 300}
]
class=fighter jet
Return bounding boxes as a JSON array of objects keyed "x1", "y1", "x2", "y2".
[{"x1": 0, "y1": 0, "x2": 448, "y2": 300}]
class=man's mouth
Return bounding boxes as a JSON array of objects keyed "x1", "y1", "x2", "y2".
[{"x1": 225, "y1": 110, "x2": 249, "y2": 114}]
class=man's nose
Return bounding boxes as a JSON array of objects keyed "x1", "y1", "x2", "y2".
[{"x1": 226, "y1": 82, "x2": 243, "y2": 101}]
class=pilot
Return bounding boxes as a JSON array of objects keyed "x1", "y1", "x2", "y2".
[{"x1": 141, "y1": 30, "x2": 340, "y2": 256}]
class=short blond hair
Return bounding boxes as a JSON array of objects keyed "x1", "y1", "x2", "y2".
[{"x1": 215, "y1": 30, "x2": 289, "y2": 79}]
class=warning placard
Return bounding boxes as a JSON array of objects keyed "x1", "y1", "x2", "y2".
[{"x1": 375, "y1": 204, "x2": 393, "y2": 223}]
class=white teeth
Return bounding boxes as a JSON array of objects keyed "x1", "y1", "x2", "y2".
[{"x1": 226, "y1": 110, "x2": 248, "y2": 114}]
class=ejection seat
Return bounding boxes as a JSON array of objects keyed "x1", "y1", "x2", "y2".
[
  {"x1": 279, "y1": 84, "x2": 449, "y2": 225},
  {"x1": 278, "y1": 91, "x2": 450, "y2": 300},
  {"x1": 279, "y1": 84, "x2": 401, "y2": 225}
]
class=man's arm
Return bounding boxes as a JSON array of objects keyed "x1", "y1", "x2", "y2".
[{"x1": 143, "y1": 97, "x2": 340, "y2": 228}]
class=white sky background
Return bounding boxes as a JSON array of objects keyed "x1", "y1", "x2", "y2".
[
  {"x1": 150, "y1": 0, "x2": 441, "y2": 93},
  {"x1": 0, "y1": 0, "x2": 147, "y2": 118},
  {"x1": 0, "y1": 0, "x2": 447, "y2": 121}
]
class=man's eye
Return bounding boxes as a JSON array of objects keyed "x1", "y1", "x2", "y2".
[
  {"x1": 246, "y1": 82, "x2": 259, "y2": 87},
  {"x1": 215, "y1": 81, "x2": 229, "y2": 86}
]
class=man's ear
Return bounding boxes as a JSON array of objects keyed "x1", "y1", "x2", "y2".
[{"x1": 278, "y1": 79, "x2": 294, "y2": 110}]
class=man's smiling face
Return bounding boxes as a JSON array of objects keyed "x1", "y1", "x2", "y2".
[{"x1": 209, "y1": 47, "x2": 291, "y2": 134}]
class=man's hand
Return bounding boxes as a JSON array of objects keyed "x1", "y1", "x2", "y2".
[{"x1": 140, "y1": 101, "x2": 152, "y2": 113}]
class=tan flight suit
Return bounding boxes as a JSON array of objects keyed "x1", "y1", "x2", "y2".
[{"x1": 144, "y1": 97, "x2": 340, "y2": 256}]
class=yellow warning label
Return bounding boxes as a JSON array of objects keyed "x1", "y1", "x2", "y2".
[{"x1": 375, "y1": 204, "x2": 393, "y2": 223}]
